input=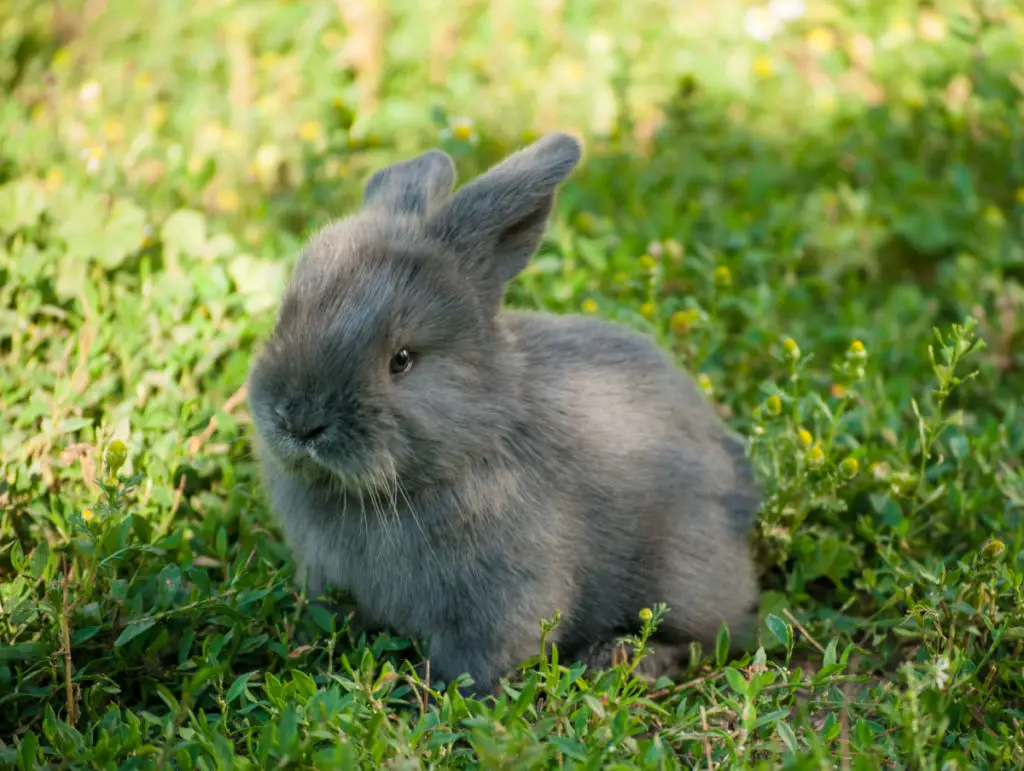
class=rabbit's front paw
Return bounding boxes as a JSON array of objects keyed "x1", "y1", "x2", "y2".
[{"x1": 424, "y1": 631, "x2": 506, "y2": 699}]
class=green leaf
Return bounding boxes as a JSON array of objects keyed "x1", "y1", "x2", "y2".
[
  {"x1": 97, "y1": 198, "x2": 148, "y2": 268},
  {"x1": 776, "y1": 720, "x2": 799, "y2": 753},
  {"x1": 765, "y1": 613, "x2": 792, "y2": 650},
  {"x1": 161, "y1": 208, "x2": 208, "y2": 259},
  {"x1": 227, "y1": 253, "x2": 288, "y2": 314},
  {"x1": 823, "y1": 637, "x2": 838, "y2": 668},
  {"x1": 0, "y1": 179, "x2": 47, "y2": 232},
  {"x1": 549, "y1": 736, "x2": 588, "y2": 761},
  {"x1": 307, "y1": 602, "x2": 337, "y2": 634},
  {"x1": 114, "y1": 618, "x2": 157, "y2": 647},
  {"x1": 724, "y1": 666, "x2": 748, "y2": 695},
  {"x1": 715, "y1": 622, "x2": 731, "y2": 667},
  {"x1": 226, "y1": 671, "x2": 257, "y2": 703},
  {"x1": 71, "y1": 625, "x2": 103, "y2": 645},
  {"x1": 17, "y1": 729, "x2": 39, "y2": 770}
]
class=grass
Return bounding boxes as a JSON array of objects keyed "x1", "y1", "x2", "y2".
[{"x1": 2, "y1": 0, "x2": 1024, "y2": 767}]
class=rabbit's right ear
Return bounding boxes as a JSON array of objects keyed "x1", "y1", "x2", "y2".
[
  {"x1": 426, "y1": 133, "x2": 582, "y2": 313},
  {"x1": 363, "y1": 149, "x2": 457, "y2": 217}
]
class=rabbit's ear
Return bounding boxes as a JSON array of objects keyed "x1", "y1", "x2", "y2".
[
  {"x1": 363, "y1": 149, "x2": 457, "y2": 217},
  {"x1": 427, "y1": 133, "x2": 582, "y2": 308}
]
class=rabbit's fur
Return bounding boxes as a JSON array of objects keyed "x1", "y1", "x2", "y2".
[{"x1": 247, "y1": 134, "x2": 761, "y2": 696}]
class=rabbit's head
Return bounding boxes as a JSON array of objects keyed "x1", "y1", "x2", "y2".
[{"x1": 247, "y1": 133, "x2": 582, "y2": 492}]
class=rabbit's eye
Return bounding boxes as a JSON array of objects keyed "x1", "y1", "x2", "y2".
[{"x1": 389, "y1": 347, "x2": 414, "y2": 376}]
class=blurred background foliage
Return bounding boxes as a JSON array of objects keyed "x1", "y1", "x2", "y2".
[{"x1": 1, "y1": 0, "x2": 1024, "y2": 767}]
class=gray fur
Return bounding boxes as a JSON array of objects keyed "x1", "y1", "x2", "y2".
[{"x1": 247, "y1": 133, "x2": 761, "y2": 697}]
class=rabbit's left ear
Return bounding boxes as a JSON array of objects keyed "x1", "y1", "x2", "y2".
[
  {"x1": 363, "y1": 149, "x2": 457, "y2": 217},
  {"x1": 427, "y1": 133, "x2": 582, "y2": 307}
]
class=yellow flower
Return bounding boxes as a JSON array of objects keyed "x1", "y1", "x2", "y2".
[
  {"x1": 664, "y1": 239, "x2": 684, "y2": 261},
  {"x1": 669, "y1": 309, "x2": 699, "y2": 335},
  {"x1": 807, "y1": 27, "x2": 835, "y2": 54},
  {"x1": 44, "y1": 168, "x2": 64, "y2": 192},
  {"x1": 133, "y1": 71, "x2": 153, "y2": 92},
  {"x1": 830, "y1": 383, "x2": 848, "y2": 399},
  {"x1": 82, "y1": 508, "x2": 95, "y2": 521},
  {"x1": 320, "y1": 30, "x2": 343, "y2": 49},
  {"x1": 214, "y1": 189, "x2": 241, "y2": 213},
  {"x1": 639, "y1": 301, "x2": 657, "y2": 319},
  {"x1": 848, "y1": 339, "x2": 866, "y2": 357},
  {"x1": 807, "y1": 443, "x2": 825, "y2": 466},
  {"x1": 148, "y1": 104, "x2": 169, "y2": 130},
  {"x1": 714, "y1": 265, "x2": 732, "y2": 289},
  {"x1": 797, "y1": 429, "x2": 813, "y2": 448},
  {"x1": 638, "y1": 253, "x2": 658, "y2": 272},
  {"x1": 983, "y1": 205, "x2": 1004, "y2": 227},
  {"x1": 103, "y1": 117, "x2": 125, "y2": 143},
  {"x1": 82, "y1": 145, "x2": 105, "y2": 174},
  {"x1": 883, "y1": 18, "x2": 914, "y2": 48},
  {"x1": 298, "y1": 120, "x2": 322, "y2": 142},
  {"x1": 581, "y1": 298, "x2": 599, "y2": 315},
  {"x1": 840, "y1": 457, "x2": 859, "y2": 478},
  {"x1": 981, "y1": 539, "x2": 1005, "y2": 559},
  {"x1": 697, "y1": 373, "x2": 713, "y2": 397},
  {"x1": 782, "y1": 337, "x2": 801, "y2": 361},
  {"x1": 752, "y1": 55, "x2": 775, "y2": 79}
]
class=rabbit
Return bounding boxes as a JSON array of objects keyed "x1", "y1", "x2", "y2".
[{"x1": 246, "y1": 133, "x2": 762, "y2": 697}]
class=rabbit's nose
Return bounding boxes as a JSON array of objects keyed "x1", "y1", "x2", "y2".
[{"x1": 275, "y1": 405, "x2": 328, "y2": 443}]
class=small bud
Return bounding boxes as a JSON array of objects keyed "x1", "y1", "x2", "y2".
[
  {"x1": 104, "y1": 439, "x2": 128, "y2": 475},
  {"x1": 580, "y1": 298, "x2": 599, "y2": 315},
  {"x1": 639, "y1": 301, "x2": 657, "y2": 319},
  {"x1": 575, "y1": 212, "x2": 598, "y2": 235},
  {"x1": 638, "y1": 253, "x2": 658, "y2": 272},
  {"x1": 664, "y1": 239, "x2": 684, "y2": 261},
  {"x1": 765, "y1": 394, "x2": 782, "y2": 417},
  {"x1": 639, "y1": 607, "x2": 654, "y2": 623},
  {"x1": 797, "y1": 429, "x2": 813, "y2": 448},
  {"x1": 847, "y1": 339, "x2": 867, "y2": 360},
  {"x1": 981, "y1": 539, "x2": 1005, "y2": 559},
  {"x1": 840, "y1": 457, "x2": 859, "y2": 478},
  {"x1": 697, "y1": 373, "x2": 713, "y2": 397},
  {"x1": 807, "y1": 443, "x2": 825, "y2": 466},
  {"x1": 298, "y1": 120, "x2": 322, "y2": 142},
  {"x1": 870, "y1": 462, "x2": 889, "y2": 481},
  {"x1": 713, "y1": 265, "x2": 732, "y2": 290},
  {"x1": 781, "y1": 337, "x2": 801, "y2": 361},
  {"x1": 669, "y1": 309, "x2": 699, "y2": 335}
]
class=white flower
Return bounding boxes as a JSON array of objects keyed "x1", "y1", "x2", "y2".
[
  {"x1": 743, "y1": 7, "x2": 782, "y2": 42},
  {"x1": 933, "y1": 656, "x2": 950, "y2": 689},
  {"x1": 768, "y1": 0, "x2": 805, "y2": 22},
  {"x1": 79, "y1": 80, "x2": 102, "y2": 104}
]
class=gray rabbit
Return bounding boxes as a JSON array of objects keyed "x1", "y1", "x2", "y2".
[{"x1": 247, "y1": 133, "x2": 761, "y2": 696}]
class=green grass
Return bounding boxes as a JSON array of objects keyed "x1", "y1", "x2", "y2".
[{"x1": 2, "y1": 0, "x2": 1024, "y2": 767}]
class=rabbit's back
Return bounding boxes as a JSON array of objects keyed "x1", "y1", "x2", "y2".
[
  {"x1": 505, "y1": 309, "x2": 757, "y2": 525},
  {"x1": 503, "y1": 309, "x2": 760, "y2": 647}
]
